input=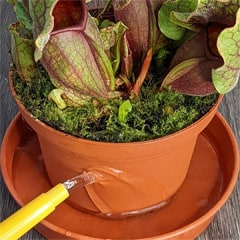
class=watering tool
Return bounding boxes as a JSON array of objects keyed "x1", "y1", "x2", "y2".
[{"x1": 0, "y1": 172, "x2": 94, "y2": 240}]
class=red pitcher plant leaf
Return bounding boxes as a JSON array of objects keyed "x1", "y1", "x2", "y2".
[
  {"x1": 169, "y1": 26, "x2": 223, "y2": 70},
  {"x1": 168, "y1": 31, "x2": 208, "y2": 70},
  {"x1": 29, "y1": 0, "x2": 88, "y2": 62},
  {"x1": 51, "y1": 0, "x2": 87, "y2": 32},
  {"x1": 161, "y1": 58, "x2": 222, "y2": 96},
  {"x1": 113, "y1": 0, "x2": 165, "y2": 75},
  {"x1": 189, "y1": 0, "x2": 240, "y2": 27}
]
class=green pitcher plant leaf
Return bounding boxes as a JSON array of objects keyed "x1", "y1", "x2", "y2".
[
  {"x1": 99, "y1": 21, "x2": 128, "y2": 75},
  {"x1": 99, "y1": 20, "x2": 118, "y2": 51},
  {"x1": 118, "y1": 100, "x2": 132, "y2": 123},
  {"x1": 41, "y1": 31, "x2": 117, "y2": 101},
  {"x1": 212, "y1": 8, "x2": 240, "y2": 94},
  {"x1": 85, "y1": 15, "x2": 105, "y2": 49},
  {"x1": 110, "y1": 22, "x2": 129, "y2": 75},
  {"x1": 28, "y1": 0, "x2": 58, "y2": 62},
  {"x1": 158, "y1": 0, "x2": 198, "y2": 40},
  {"x1": 48, "y1": 88, "x2": 67, "y2": 110},
  {"x1": 9, "y1": 0, "x2": 32, "y2": 30},
  {"x1": 9, "y1": 23, "x2": 36, "y2": 82},
  {"x1": 169, "y1": 11, "x2": 199, "y2": 32},
  {"x1": 48, "y1": 88, "x2": 92, "y2": 109}
]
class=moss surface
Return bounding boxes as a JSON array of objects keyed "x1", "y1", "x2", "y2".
[{"x1": 13, "y1": 67, "x2": 218, "y2": 143}]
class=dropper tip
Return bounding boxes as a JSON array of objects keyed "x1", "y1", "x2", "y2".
[{"x1": 63, "y1": 172, "x2": 95, "y2": 191}]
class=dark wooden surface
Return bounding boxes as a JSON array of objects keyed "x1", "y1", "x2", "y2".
[{"x1": 0, "y1": 1, "x2": 239, "y2": 239}]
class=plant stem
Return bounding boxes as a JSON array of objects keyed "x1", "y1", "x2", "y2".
[{"x1": 132, "y1": 48, "x2": 153, "y2": 96}]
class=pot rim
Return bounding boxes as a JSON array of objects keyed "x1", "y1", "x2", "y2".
[{"x1": 9, "y1": 70, "x2": 223, "y2": 146}]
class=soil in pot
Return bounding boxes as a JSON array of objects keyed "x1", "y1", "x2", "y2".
[{"x1": 12, "y1": 68, "x2": 219, "y2": 143}]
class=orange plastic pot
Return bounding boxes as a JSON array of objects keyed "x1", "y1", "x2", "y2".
[{"x1": 9, "y1": 73, "x2": 222, "y2": 217}]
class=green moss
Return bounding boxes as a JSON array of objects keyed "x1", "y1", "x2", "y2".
[{"x1": 13, "y1": 67, "x2": 218, "y2": 142}]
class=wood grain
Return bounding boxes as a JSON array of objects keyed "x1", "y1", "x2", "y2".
[{"x1": 0, "y1": 1, "x2": 239, "y2": 239}]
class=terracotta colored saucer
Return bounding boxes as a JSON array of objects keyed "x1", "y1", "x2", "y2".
[{"x1": 1, "y1": 113, "x2": 239, "y2": 240}]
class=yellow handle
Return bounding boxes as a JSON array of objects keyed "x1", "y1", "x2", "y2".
[{"x1": 0, "y1": 183, "x2": 69, "y2": 240}]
